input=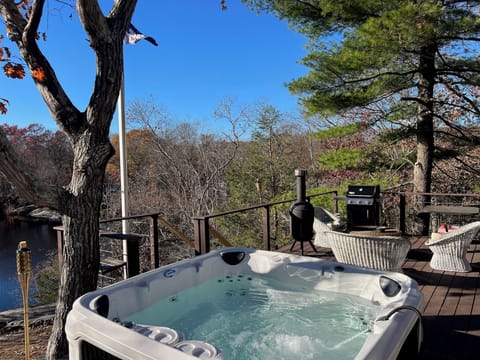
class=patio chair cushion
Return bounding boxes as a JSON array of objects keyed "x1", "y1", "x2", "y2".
[
  {"x1": 429, "y1": 232, "x2": 443, "y2": 244},
  {"x1": 425, "y1": 221, "x2": 480, "y2": 272},
  {"x1": 324, "y1": 230, "x2": 411, "y2": 272}
]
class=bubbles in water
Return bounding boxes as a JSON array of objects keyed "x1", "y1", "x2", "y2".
[{"x1": 124, "y1": 275, "x2": 377, "y2": 359}]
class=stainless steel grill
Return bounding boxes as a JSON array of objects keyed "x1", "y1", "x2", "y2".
[{"x1": 346, "y1": 185, "x2": 381, "y2": 229}]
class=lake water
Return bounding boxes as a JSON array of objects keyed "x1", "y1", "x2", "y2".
[{"x1": 0, "y1": 220, "x2": 57, "y2": 311}]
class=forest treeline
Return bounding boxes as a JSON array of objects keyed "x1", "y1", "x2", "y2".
[{"x1": 2, "y1": 99, "x2": 479, "y2": 265}]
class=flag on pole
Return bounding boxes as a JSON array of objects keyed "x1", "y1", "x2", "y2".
[
  {"x1": 124, "y1": 23, "x2": 158, "y2": 46},
  {"x1": 119, "y1": 23, "x2": 157, "y2": 279}
]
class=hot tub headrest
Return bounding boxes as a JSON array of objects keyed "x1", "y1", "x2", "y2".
[
  {"x1": 379, "y1": 276, "x2": 402, "y2": 297},
  {"x1": 220, "y1": 250, "x2": 246, "y2": 265},
  {"x1": 92, "y1": 294, "x2": 109, "y2": 318}
]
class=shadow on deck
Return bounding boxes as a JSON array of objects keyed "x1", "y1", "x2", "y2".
[{"x1": 283, "y1": 236, "x2": 480, "y2": 360}]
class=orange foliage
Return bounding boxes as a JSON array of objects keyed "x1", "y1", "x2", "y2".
[
  {"x1": 3, "y1": 62, "x2": 25, "y2": 79},
  {"x1": 31, "y1": 66, "x2": 46, "y2": 82},
  {"x1": 1, "y1": 0, "x2": 48, "y2": 115}
]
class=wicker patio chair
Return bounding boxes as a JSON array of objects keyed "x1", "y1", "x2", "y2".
[
  {"x1": 324, "y1": 230, "x2": 411, "y2": 272},
  {"x1": 313, "y1": 207, "x2": 346, "y2": 248},
  {"x1": 425, "y1": 221, "x2": 480, "y2": 272}
]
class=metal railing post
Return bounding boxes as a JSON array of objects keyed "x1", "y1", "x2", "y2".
[
  {"x1": 193, "y1": 217, "x2": 201, "y2": 255},
  {"x1": 126, "y1": 237, "x2": 140, "y2": 277},
  {"x1": 149, "y1": 214, "x2": 159, "y2": 268},
  {"x1": 262, "y1": 206, "x2": 271, "y2": 250},
  {"x1": 201, "y1": 218, "x2": 210, "y2": 255},
  {"x1": 400, "y1": 192, "x2": 406, "y2": 234},
  {"x1": 333, "y1": 191, "x2": 339, "y2": 213}
]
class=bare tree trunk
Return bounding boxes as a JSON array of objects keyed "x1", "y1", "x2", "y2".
[
  {"x1": 1, "y1": 1, "x2": 137, "y2": 358},
  {"x1": 47, "y1": 210, "x2": 101, "y2": 357},
  {"x1": 413, "y1": 46, "x2": 436, "y2": 235},
  {"x1": 47, "y1": 130, "x2": 113, "y2": 358}
]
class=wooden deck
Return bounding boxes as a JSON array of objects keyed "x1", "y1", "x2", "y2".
[{"x1": 284, "y1": 236, "x2": 480, "y2": 360}]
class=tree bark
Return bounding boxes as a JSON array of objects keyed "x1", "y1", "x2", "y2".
[
  {"x1": 1, "y1": 1, "x2": 137, "y2": 358},
  {"x1": 47, "y1": 212, "x2": 101, "y2": 356},
  {"x1": 46, "y1": 125, "x2": 114, "y2": 357},
  {"x1": 414, "y1": 45, "x2": 436, "y2": 235}
]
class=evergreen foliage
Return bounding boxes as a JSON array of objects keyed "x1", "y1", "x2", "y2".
[
  {"x1": 243, "y1": 0, "x2": 480, "y2": 118},
  {"x1": 242, "y1": 0, "x2": 480, "y2": 233}
]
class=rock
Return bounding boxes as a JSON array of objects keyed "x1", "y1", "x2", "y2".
[
  {"x1": 29, "y1": 208, "x2": 61, "y2": 222},
  {"x1": 9, "y1": 205, "x2": 37, "y2": 216},
  {"x1": 0, "y1": 303, "x2": 55, "y2": 334},
  {"x1": 7, "y1": 206, "x2": 61, "y2": 224}
]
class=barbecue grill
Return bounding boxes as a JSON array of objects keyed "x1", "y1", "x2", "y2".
[{"x1": 346, "y1": 185, "x2": 381, "y2": 230}]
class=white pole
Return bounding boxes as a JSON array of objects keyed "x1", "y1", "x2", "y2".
[{"x1": 118, "y1": 74, "x2": 129, "y2": 280}]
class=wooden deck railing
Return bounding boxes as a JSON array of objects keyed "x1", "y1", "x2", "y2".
[
  {"x1": 54, "y1": 190, "x2": 480, "y2": 279},
  {"x1": 193, "y1": 190, "x2": 339, "y2": 255}
]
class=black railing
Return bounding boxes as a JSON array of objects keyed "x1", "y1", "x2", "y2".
[
  {"x1": 193, "y1": 190, "x2": 339, "y2": 255},
  {"x1": 386, "y1": 190, "x2": 480, "y2": 235},
  {"x1": 54, "y1": 190, "x2": 480, "y2": 280}
]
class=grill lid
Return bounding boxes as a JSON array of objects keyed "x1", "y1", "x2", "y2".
[{"x1": 346, "y1": 185, "x2": 380, "y2": 198}]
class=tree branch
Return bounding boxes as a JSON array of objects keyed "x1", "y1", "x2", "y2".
[
  {"x1": 24, "y1": 0, "x2": 44, "y2": 42},
  {"x1": 1, "y1": 0, "x2": 83, "y2": 135},
  {"x1": 440, "y1": 79, "x2": 480, "y2": 115},
  {"x1": 77, "y1": 0, "x2": 136, "y2": 133}
]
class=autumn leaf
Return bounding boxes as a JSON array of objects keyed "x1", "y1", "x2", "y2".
[
  {"x1": 3, "y1": 62, "x2": 15, "y2": 77},
  {"x1": 15, "y1": 64, "x2": 26, "y2": 78},
  {"x1": 32, "y1": 66, "x2": 46, "y2": 82}
]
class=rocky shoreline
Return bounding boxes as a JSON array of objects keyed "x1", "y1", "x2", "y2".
[
  {"x1": 0, "y1": 303, "x2": 56, "y2": 334},
  {"x1": 6, "y1": 205, "x2": 61, "y2": 224}
]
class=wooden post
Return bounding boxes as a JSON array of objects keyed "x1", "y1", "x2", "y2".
[
  {"x1": 126, "y1": 237, "x2": 140, "y2": 277},
  {"x1": 193, "y1": 217, "x2": 210, "y2": 255},
  {"x1": 100, "y1": 233, "x2": 141, "y2": 278}
]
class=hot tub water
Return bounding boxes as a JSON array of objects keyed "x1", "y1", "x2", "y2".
[
  {"x1": 66, "y1": 248, "x2": 424, "y2": 360},
  {"x1": 123, "y1": 274, "x2": 379, "y2": 359}
]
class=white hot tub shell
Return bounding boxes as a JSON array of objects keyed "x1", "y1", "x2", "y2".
[{"x1": 66, "y1": 247, "x2": 424, "y2": 359}]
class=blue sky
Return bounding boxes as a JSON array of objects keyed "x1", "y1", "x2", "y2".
[{"x1": 1, "y1": 0, "x2": 308, "y2": 135}]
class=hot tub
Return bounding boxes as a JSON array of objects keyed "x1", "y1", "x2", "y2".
[{"x1": 66, "y1": 247, "x2": 424, "y2": 359}]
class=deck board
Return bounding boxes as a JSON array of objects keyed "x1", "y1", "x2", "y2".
[{"x1": 281, "y1": 235, "x2": 480, "y2": 360}]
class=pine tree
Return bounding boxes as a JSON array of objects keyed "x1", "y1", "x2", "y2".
[{"x1": 243, "y1": 0, "x2": 480, "y2": 234}]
